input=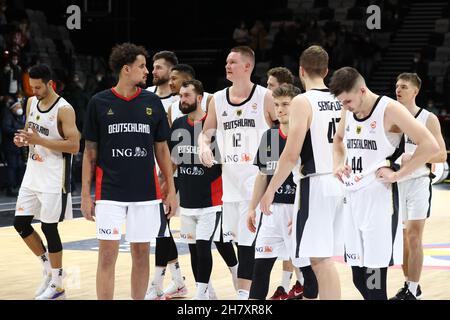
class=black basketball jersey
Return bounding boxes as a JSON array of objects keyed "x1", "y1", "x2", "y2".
[
  {"x1": 83, "y1": 87, "x2": 170, "y2": 202},
  {"x1": 254, "y1": 127, "x2": 296, "y2": 204},
  {"x1": 169, "y1": 114, "x2": 222, "y2": 209}
]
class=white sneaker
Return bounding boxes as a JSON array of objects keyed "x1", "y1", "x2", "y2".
[
  {"x1": 144, "y1": 286, "x2": 167, "y2": 300},
  {"x1": 35, "y1": 273, "x2": 51, "y2": 297},
  {"x1": 208, "y1": 285, "x2": 218, "y2": 300},
  {"x1": 192, "y1": 293, "x2": 209, "y2": 300},
  {"x1": 35, "y1": 283, "x2": 66, "y2": 300},
  {"x1": 163, "y1": 279, "x2": 188, "y2": 299}
]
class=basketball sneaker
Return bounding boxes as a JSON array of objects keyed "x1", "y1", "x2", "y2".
[
  {"x1": 144, "y1": 286, "x2": 167, "y2": 300},
  {"x1": 163, "y1": 277, "x2": 188, "y2": 299},
  {"x1": 35, "y1": 273, "x2": 51, "y2": 297},
  {"x1": 35, "y1": 283, "x2": 65, "y2": 300},
  {"x1": 390, "y1": 282, "x2": 408, "y2": 300},
  {"x1": 269, "y1": 286, "x2": 289, "y2": 300},
  {"x1": 287, "y1": 281, "x2": 304, "y2": 300},
  {"x1": 208, "y1": 284, "x2": 218, "y2": 300}
]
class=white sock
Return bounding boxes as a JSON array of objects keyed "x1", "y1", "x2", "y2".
[
  {"x1": 51, "y1": 268, "x2": 64, "y2": 288},
  {"x1": 281, "y1": 271, "x2": 292, "y2": 292},
  {"x1": 294, "y1": 267, "x2": 304, "y2": 286},
  {"x1": 229, "y1": 264, "x2": 238, "y2": 289},
  {"x1": 408, "y1": 282, "x2": 419, "y2": 296},
  {"x1": 237, "y1": 289, "x2": 249, "y2": 300},
  {"x1": 169, "y1": 261, "x2": 184, "y2": 286},
  {"x1": 152, "y1": 266, "x2": 166, "y2": 290},
  {"x1": 196, "y1": 282, "x2": 209, "y2": 298},
  {"x1": 39, "y1": 252, "x2": 51, "y2": 274}
]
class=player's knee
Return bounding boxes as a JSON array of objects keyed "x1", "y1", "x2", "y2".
[
  {"x1": 13, "y1": 216, "x2": 34, "y2": 238},
  {"x1": 41, "y1": 222, "x2": 62, "y2": 253},
  {"x1": 310, "y1": 257, "x2": 330, "y2": 273},
  {"x1": 237, "y1": 245, "x2": 255, "y2": 280}
]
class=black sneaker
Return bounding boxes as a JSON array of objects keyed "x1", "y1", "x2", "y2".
[
  {"x1": 389, "y1": 282, "x2": 408, "y2": 300},
  {"x1": 403, "y1": 289, "x2": 418, "y2": 300},
  {"x1": 415, "y1": 285, "x2": 422, "y2": 299}
]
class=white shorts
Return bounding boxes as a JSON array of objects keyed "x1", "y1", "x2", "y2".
[
  {"x1": 255, "y1": 203, "x2": 292, "y2": 260},
  {"x1": 15, "y1": 187, "x2": 73, "y2": 223},
  {"x1": 292, "y1": 175, "x2": 344, "y2": 260},
  {"x1": 343, "y1": 180, "x2": 403, "y2": 268},
  {"x1": 95, "y1": 202, "x2": 169, "y2": 242},
  {"x1": 399, "y1": 176, "x2": 432, "y2": 226},
  {"x1": 222, "y1": 201, "x2": 258, "y2": 246},
  {"x1": 180, "y1": 207, "x2": 222, "y2": 244}
]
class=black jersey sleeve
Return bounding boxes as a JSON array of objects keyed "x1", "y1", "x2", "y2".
[
  {"x1": 153, "y1": 98, "x2": 170, "y2": 142},
  {"x1": 82, "y1": 96, "x2": 99, "y2": 142}
]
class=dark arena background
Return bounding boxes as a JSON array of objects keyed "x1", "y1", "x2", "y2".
[{"x1": 0, "y1": 0, "x2": 449, "y2": 309}]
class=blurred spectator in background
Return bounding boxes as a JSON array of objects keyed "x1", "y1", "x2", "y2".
[
  {"x1": 1, "y1": 98, "x2": 26, "y2": 197},
  {"x1": 250, "y1": 20, "x2": 268, "y2": 61},
  {"x1": 1, "y1": 51, "x2": 22, "y2": 99},
  {"x1": 233, "y1": 20, "x2": 251, "y2": 46}
]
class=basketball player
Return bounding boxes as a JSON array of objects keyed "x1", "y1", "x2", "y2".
[
  {"x1": 146, "y1": 63, "x2": 195, "y2": 300},
  {"x1": 330, "y1": 67, "x2": 439, "y2": 300},
  {"x1": 247, "y1": 84, "x2": 318, "y2": 300},
  {"x1": 13, "y1": 64, "x2": 80, "y2": 300},
  {"x1": 265, "y1": 66, "x2": 305, "y2": 300},
  {"x1": 390, "y1": 73, "x2": 447, "y2": 300},
  {"x1": 146, "y1": 50, "x2": 179, "y2": 112},
  {"x1": 81, "y1": 43, "x2": 177, "y2": 300},
  {"x1": 200, "y1": 46, "x2": 277, "y2": 299},
  {"x1": 260, "y1": 45, "x2": 344, "y2": 300},
  {"x1": 169, "y1": 79, "x2": 224, "y2": 299}
]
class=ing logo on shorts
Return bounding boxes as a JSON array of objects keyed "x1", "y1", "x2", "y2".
[
  {"x1": 180, "y1": 233, "x2": 194, "y2": 240},
  {"x1": 256, "y1": 246, "x2": 273, "y2": 253}
]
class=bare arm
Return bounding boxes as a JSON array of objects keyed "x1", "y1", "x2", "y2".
[
  {"x1": 81, "y1": 140, "x2": 97, "y2": 221},
  {"x1": 167, "y1": 104, "x2": 173, "y2": 127},
  {"x1": 18, "y1": 106, "x2": 80, "y2": 154},
  {"x1": 155, "y1": 141, "x2": 178, "y2": 217},
  {"x1": 205, "y1": 94, "x2": 213, "y2": 113},
  {"x1": 425, "y1": 113, "x2": 447, "y2": 163},
  {"x1": 249, "y1": 172, "x2": 268, "y2": 212},
  {"x1": 199, "y1": 97, "x2": 218, "y2": 167},
  {"x1": 263, "y1": 90, "x2": 277, "y2": 127},
  {"x1": 385, "y1": 102, "x2": 440, "y2": 181},
  {"x1": 333, "y1": 108, "x2": 351, "y2": 182}
]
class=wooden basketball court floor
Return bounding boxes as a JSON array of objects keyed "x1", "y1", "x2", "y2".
[{"x1": 1, "y1": 185, "x2": 449, "y2": 300}]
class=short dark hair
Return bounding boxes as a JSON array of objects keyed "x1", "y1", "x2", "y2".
[
  {"x1": 29, "y1": 64, "x2": 52, "y2": 83},
  {"x1": 109, "y1": 42, "x2": 148, "y2": 74},
  {"x1": 230, "y1": 46, "x2": 255, "y2": 66},
  {"x1": 152, "y1": 50, "x2": 178, "y2": 66},
  {"x1": 272, "y1": 83, "x2": 301, "y2": 99},
  {"x1": 299, "y1": 45, "x2": 328, "y2": 78},
  {"x1": 267, "y1": 67, "x2": 294, "y2": 85},
  {"x1": 329, "y1": 67, "x2": 363, "y2": 97},
  {"x1": 397, "y1": 72, "x2": 422, "y2": 90},
  {"x1": 181, "y1": 79, "x2": 204, "y2": 96},
  {"x1": 171, "y1": 64, "x2": 195, "y2": 79}
]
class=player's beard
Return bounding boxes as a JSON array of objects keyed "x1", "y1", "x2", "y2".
[
  {"x1": 36, "y1": 87, "x2": 50, "y2": 100},
  {"x1": 180, "y1": 101, "x2": 197, "y2": 114},
  {"x1": 153, "y1": 75, "x2": 169, "y2": 86}
]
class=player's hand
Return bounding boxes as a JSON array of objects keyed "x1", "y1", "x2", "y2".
[
  {"x1": 199, "y1": 144, "x2": 214, "y2": 168},
  {"x1": 81, "y1": 195, "x2": 95, "y2": 222},
  {"x1": 13, "y1": 134, "x2": 26, "y2": 147},
  {"x1": 17, "y1": 127, "x2": 42, "y2": 145},
  {"x1": 376, "y1": 167, "x2": 398, "y2": 183},
  {"x1": 333, "y1": 164, "x2": 351, "y2": 183},
  {"x1": 164, "y1": 190, "x2": 178, "y2": 219},
  {"x1": 247, "y1": 209, "x2": 257, "y2": 233},
  {"x1": 260, "y1": 191, "x2": 274, "y2": 215},
  {"x1": 287, "y1": 218, "x2": 292, "y2": 235}
]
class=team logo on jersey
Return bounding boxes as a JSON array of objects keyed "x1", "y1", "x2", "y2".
[
  {"x1": 251, "y1": 103, "x2": 257, "y2": 110},
  {"x1": 107, "y1": 108, "x2": 114, "y2": 116},
  {"x1": 356, "y1": 125, "x2": 362, "y2": 134},
  {"x1": 30, "y1": 152, "x2": 44, "y2": 162},
  {"x1": 36, "y1": 115, "x2": 40, "y2": 121},
  {"x1": 146, "y1": 107, "x2": 152, "y2": 116},
  {"x1": 113, "y1": 228, "x2": 119, "y2": 235},
  {"x1": 111, "y1": 147, "x2": 148, "y2": 158},
  {"x1": 48, "y1": 115, "x2": 55, "y2": 122},
  {"x1": 236, "y1": 109, "x2": 242, "y2": 117},
  {"x1": 370, "y1": 121, "x2": 377, "y2": 129},
  {"x1": 256, "y1": 246, "x2": 273, "y2": 253},
  {"x1": 222, "y1": 111, "x2": 228, "y2": 117},
  {"x1": 241, "y1": 153, "x2": 251, "y2": 162},
  {"x1": 179, "y1": 166, "x2": 205, "y2": 176}
]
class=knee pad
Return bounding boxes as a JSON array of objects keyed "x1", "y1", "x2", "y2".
[
  {"x1": 155, "y1": 237, "x2": 172, "y2": 266},
  {"x1": 41, "y1": 222, "x2": 62, "y2": 253},
  {"x1": 13, "y1": 216, "x2": 34, "y2": 239},
  {"x1": 249, "y1": 258, "x2": 276, "y2": 299},
  {"x1": 300, "y1": 265, "x2": 319, "y2": 299},
  {"x1": 214, "y1": 241, "x2": 238, "y2": 267},
  {"x1": 237, "y1": 245, "x2": 255, "y2": 280}
]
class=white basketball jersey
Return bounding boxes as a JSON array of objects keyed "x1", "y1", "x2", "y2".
[
  {"x1": 403, "y1": 108, "x2": 431, "y2": 179},
  {"x1": 146, "y1": 86, "x2": 178, "y2": 113},
  {"x1": 170, "y1": 92, "x2": 210, "y2": 124},
  {"x1": 294, "y1": 89, "x2": 342, "y2": 182},
  {"x1": 215, "y1": 84, "x2": 269, "y2": 202},
  {"x1": 21, "y1": 96, "x2": 73, "y2": 194},
  {"x1": 343, "y1": 96, "x2": 402, "y2": 190}
]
